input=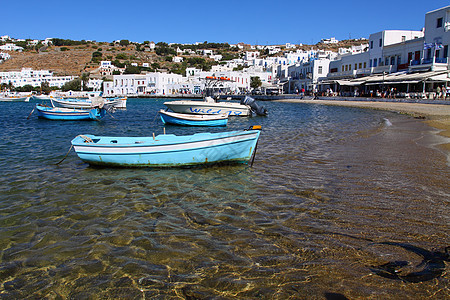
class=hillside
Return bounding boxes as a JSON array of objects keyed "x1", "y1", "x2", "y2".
[{"x1": 0, "y1": 39, "x2": 368, "y2": 77}]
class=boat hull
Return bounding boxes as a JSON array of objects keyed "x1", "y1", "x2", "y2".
[
  {"x1": 164, "y1": 100, "x2": 251, "y2": 116},
  {"x1": 159, "y1": 110, "x2": 228, "y2": 127},
  {"x1": 71, "y1": 130, "x2": 260, "y2": 167},
  {"x1": 52, "y1": 97, "x2": 126, "y2": 109},
  {"x1": 0, "y1": 96, "x2": 30, "y2": 102},
  {"x1": 36, "y1": 105, "x2": 106, "y2": 121}
]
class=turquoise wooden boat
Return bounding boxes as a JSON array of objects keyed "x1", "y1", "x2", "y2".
[
  {"x1": 71, "y1": 127, "x2": 261, "y2": 167},
  {"x1": 159, "y1": 109, "x2": 228, "y2": 127},
  {"x1": 36, "y1": 104, "x2": 106, "y2": 121}
]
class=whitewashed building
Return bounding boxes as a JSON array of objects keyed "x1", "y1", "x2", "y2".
[
  {"x1": 288, "y1": 58, "x2": 331, "y2": 92},
  {"x1": 99, "y1": 61, "x2": 123, "y2": 76},
  {"x1": 103, "y1": 72, "x2": 184, "y2": 96},
  {"x1": 0, "y1": 43, "x2": 23, "y2": 52},
  {"x1": 320, "y1": 37, "x2": 339, "y2": 44},
  {"x1": 0, "y1": 52, "x2": 11, "y2": 62},
  {"x1": 0, "y1": 68, "x2": 74, "y2": 88},
  {"x1": 172, "y1": 56, "x2": 183, "y2": 63}
]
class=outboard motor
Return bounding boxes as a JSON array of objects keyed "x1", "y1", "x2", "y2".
[{"x1": 241, "y1": 96, "x2": 268, "y2": 116}]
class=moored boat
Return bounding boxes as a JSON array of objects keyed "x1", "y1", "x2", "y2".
[
  {"x1": 71, "y1": 126, "x2": 261, "y2": 167},
  {"x1": 159, "y1": 109, "x2": 228, "y2": 126},
  {"x1": 36, "y1": 105, "x2": 106, "y2": 121},
  {"x1": 164, "y1": 97, "x2": 251, "y2": 116},
  {"x1": 52, "y1": 96, "x2": 126, "y2": 109},
  {"x1": 0, "y1": 95, "x2": 30, "y2": 102}
]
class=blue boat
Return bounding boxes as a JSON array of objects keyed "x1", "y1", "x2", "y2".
[
  {"x1": 71, "y1": 127, "x2": 261, "y2": 167},
  {"x1": 159, "y1": 109, "x2": 228, "y2": 127},
  {"x1": 36, "y1": 104, "x2": 106, "y2": 121}
]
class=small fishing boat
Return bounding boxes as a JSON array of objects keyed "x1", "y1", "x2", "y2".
[
  {"x1": 159, "y1": 109, "x2": 228, "y2": 127},
  {"x1": 52, "y1": 96, "x2": 127, "y2": 109},
  {"x1": 35, "y1": 104, "x2": 106, "y2": 121},
  {"x1": 31, "y1": 94, "x2": 53, "y2": 101},
  {"x1": 164, "y1": 97, "x2": 251, "y2": 116},
  {"x1": 0, "y1": 95, "x2": 30, "y2": 102},
  {"x1": 71, "y1": 126, "x2": 261, "y2": 167}
]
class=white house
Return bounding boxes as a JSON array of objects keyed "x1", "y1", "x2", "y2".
[
  {"x1": 320, "y1": 37, "x2": 339, "y2": 44},
  {"x1": 210, "y1": 54, "x2": 223, "y2": 61},
  {"x1": 0, "y1": 68, "x2": 74, "y2": 88},
  {"x1": 172, "y1": 56, "x2": 184, "y2": 63},
  {"x1": 244, "y1": 51, "x2": 260, "y2": 61},
  {"x1": 103, "y1": 72, "x2": 184, "y2": 96},
  {"x1": 0, "y1": 52, "x2": 11, "y2": 62},
  {"x1": 288, "y1": 58, "x2": 331, "y2": 92},
  {"x1": 423, "y1": 5, "x2": 450, "y2": 64},
  {"x1": 0, "y1": 43, "x2": 23, "y2": 52},
  {"x1": 99, "y1": 61, "x2": 123, "y2": 76}
]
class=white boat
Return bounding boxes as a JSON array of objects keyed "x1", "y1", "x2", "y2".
[
  {"x1": 0, "y1": 95, "x2": 30, "y2": 102},
  {"x1": 31, "y1": 94, "x2": 53, "y2": 101},
  {"x1": 52, "y1": 96, "x2": 126, "y2": 109},
  {"x1": 164, "y1": 97, "x2": 251, "y2": 116},
  {"x1": 159, "y1": 109, "x2": 228, "y2": 126}
]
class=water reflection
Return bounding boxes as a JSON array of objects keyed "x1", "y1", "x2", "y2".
[{"x1": 0, "y1": 100, "x2": 448, "y2": 298}]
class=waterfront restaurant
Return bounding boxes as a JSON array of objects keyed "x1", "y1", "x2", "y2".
[{"x1": 317, "y1": 5, "x2": 450, "y2": 98}]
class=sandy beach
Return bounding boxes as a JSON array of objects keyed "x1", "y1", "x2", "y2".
[{"x1": 275, "y1": 99, "x2": 450, "y2": 151}]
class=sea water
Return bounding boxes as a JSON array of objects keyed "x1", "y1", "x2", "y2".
[{"x1": 0, "y1": 99, "x2": 448, "y2": 298}]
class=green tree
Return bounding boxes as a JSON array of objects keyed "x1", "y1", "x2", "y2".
[
  {"x1": 250, "y1": 77, "x2": 262, "y2": 89},
  {"x1": 40, "y1": 81, "x2": 51, "y2": 94},
  {"x1": 119, "y1": 39, "x2": 130, "y2": 46},
  {"x1": 124, "y1": 65, "x2": 141, "y2": 74},
  {"x1": 62, "y1": 78, "x2": 82, "y2": 91},
  {"x1": 115, "y1": 53, "x2": 128, "y2": 60},
  {"x1": 80, "y1": 72, "x2": 90, "y2": 91}
]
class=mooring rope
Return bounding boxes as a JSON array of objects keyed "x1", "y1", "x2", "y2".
[{"x1": 55, "y1": 135, "x2": 92, "y2": 165}]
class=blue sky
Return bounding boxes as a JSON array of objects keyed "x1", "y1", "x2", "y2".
[{"x1": 3, "y1": 1, "x2": 449, "y2": 45}]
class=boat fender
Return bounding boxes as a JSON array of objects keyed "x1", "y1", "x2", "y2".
[{"x1": 246, "y1": 125, "x2": 262, "y2": 131}]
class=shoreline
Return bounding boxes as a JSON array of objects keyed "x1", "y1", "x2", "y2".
[{"x1": 274, "y1": 98, "x2": 450, "y2": 152}]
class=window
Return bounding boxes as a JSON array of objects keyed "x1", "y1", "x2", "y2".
[
  {"x1": 379, "y1": 38, "x2": 382, "y2": 47},
  {"x1": 444, "y1": 45, "x2": 448, "y2": 58},
  {"x1": 414, "y1": 51, "x2": 421, "y2": 61},
  {"x1": 385, "y1": 57, "x2": 389, "y2": 65},
  {"x1": 374, "y1": 59, "x2": 378, "y2": 67},
  {"x1": 397, "y1": 56, "x2": 401, "y2": 65},
  {"x1": 355, "y1": 63, "x2": 357, "y2": 70},
  {"x1": 318, "y1": 66, "x2": 322, "y2": 74},
  {"x1": 363, "y1": 62, "x2": 366, "y2": 68},
  {"x1": 370, "y1": 41, "x2": 373, "y2": 49},
  {"x1": 359, "y1": 63, "x2": 362, "y2": 69},
  {"x1": 390, "y1": 57, "x2": 395, "y2": 65},
  {"x1": 437, "y1": 17, "x2": 443, "y2": 28}
]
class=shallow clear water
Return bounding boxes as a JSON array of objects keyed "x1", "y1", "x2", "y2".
[{"x1": 0, "y1": 99, "x2": 448, "y2": 298}]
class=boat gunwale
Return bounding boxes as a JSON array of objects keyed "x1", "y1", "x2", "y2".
[{"x1": 71, "y1": 130, "x2": 259, "y2": 149}]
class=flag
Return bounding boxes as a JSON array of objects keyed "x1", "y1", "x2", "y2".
[
  {"x1": 424, "y1": 42, "x2": 434, "y2": 50},
  {"x1": 435, "y1": 43, "x2": 444, "y2": 49}
]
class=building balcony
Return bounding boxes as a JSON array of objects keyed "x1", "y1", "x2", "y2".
[
  {"x1": 409, "y1": 57, "x2": 448, "y2": 72},
  {"x1": 327, "y1": 70, "x2": 356, "y2": 79}
]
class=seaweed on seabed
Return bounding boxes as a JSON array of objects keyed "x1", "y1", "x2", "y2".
[{"x1": 369, "y1": 242, "x2": 450, "y2": 283}]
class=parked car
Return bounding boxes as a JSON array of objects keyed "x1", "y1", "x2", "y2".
[
  {"x1": 251, "y1": 89, "x2": 263, "y2": 95},
  {"x1": 265, "y1": 88, "x2": 280, "y2": 95}
]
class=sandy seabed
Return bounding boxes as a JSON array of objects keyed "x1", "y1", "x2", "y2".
[{"x1": 275, "y1": 99, "x2": 450, "y2": 152}]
